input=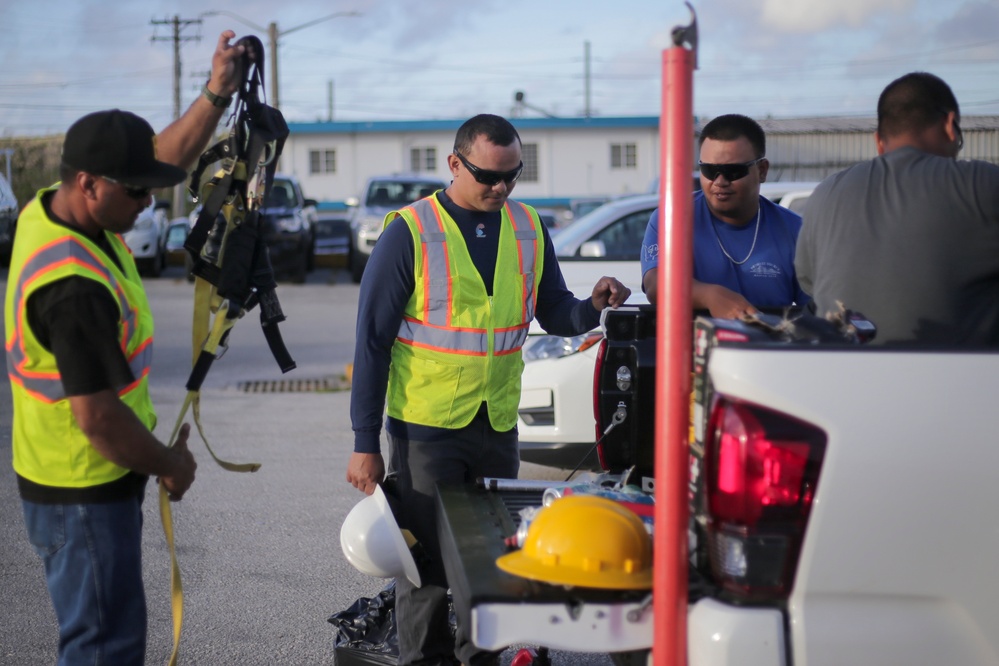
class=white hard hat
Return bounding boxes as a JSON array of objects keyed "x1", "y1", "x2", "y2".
[{"x1": 340, "y1": 484, "x2": 422, "y2": 587}]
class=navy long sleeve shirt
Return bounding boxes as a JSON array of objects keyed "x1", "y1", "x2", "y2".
[{"x1": 350, "y1": 189, "x2": 601, "y2": 454}]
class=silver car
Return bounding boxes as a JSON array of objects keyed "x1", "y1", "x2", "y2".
[{"x1": 347, "y1": 174, "x2": 446, "y2": 283}]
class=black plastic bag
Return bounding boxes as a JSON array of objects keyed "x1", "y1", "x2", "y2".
[{"x1": 329, "y1": 582, "x2": 457, "y2": 665}]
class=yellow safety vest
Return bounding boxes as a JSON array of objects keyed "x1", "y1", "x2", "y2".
[
  {"x1": 386, "y1": 193, "x2": 545, "y2": 431},
  {"x1": 5, "y1": 187, "x2": 156, "y2": 487}
]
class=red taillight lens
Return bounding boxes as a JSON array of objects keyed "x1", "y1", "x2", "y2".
[
  {"x1": 703, "y1": 397, "x2": 825, "y2": 601},
  {"x1": 712, "y1": 402, "x2": 811, "y2": 526},
  {"x1": 592, "y1": 337, "x2": 609, "y2": 470}
]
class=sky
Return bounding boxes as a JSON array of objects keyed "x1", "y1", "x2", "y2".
[{"x1": 2, "y1": 0, "x2": 997, "y2": 137}]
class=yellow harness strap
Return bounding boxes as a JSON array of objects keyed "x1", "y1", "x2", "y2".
[{"x1": 159, "y1": 288, "x2": 261, "y2": 665}]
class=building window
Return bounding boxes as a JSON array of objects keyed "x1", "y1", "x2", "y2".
[
  {"x1": 610, "y1": 143, "x2": 637, "y2": 169},
  {"x1": 521, "y1": 143, "x2": 539, "y2": 182},
  {"x1": 410, "y1": 147, "x2": 437, "y2": 172},
  {"x1": 309, "y1": 149, "x2": 336, "y2": 174}
]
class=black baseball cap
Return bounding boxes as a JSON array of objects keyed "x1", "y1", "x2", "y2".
[{"x1": 61, "y1": 109, "x2": 187, "y2": 188}]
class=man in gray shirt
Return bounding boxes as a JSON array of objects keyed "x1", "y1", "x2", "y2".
[{"x1": 796, "y1": 72, "x2": 999, "y2": 345}]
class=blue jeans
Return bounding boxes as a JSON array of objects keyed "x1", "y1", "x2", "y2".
[{"x1": 22, "y1": 496, "x2": 147, "y2": 666}]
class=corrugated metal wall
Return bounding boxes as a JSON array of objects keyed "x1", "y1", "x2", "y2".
[{"x1": 758, "y1": 119, "x2": 999, "y2": 182}]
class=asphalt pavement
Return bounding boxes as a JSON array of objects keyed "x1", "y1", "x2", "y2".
[{"x1": 0, "y1": 265, "x2": 615, "y2": 666}]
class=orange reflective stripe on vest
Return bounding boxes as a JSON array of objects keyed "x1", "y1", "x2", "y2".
[
  {"x1": 6, "y1": 237, "x2": 153, "y2": 402},
  {"x1": 398, "y1": 197, "x2": 538, "y2": 354}
]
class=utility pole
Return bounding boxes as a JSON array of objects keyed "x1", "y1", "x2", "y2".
[
  {"x1": 327, "y1": 80, "x2": 335, "y2": 122},
  {"x1": 151, "y1": 15, "x2": 202, "y2": 216},
  {"x1": 584, "y1": 40, "x2": 592, "y2": 119}
]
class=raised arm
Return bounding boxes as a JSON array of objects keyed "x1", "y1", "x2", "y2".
[{"x1": 155, "y1": 30, "x2": 246, "y2": 171}]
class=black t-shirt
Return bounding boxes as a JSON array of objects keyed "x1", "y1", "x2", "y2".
[{"x1": 16, "y1": 192, "x2": 146, "y2": 503}]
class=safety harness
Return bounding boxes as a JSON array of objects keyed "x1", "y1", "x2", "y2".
[{"x1": 159, "y1": 35, "x2": 295, "y2": 665}]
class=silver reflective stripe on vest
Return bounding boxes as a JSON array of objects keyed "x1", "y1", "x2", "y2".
[
  {"x1": 494, "y1": 324, "x2": 530, "y2": 355},
  {"x1": 395, "y1": 199, "x2": 539, "y2": 356},
  {"x1": 7, "y1": 238, "x2": 147, "y2": 401},
  {"x1": 409, "y1": 199, "x2": 450, "y2": 327},
  {"x1": 398, "y1": 317, "x2": 488, "y2": 355},
  {"x1": 507, "y1": 202, "x2": 538, "y2": 321}
]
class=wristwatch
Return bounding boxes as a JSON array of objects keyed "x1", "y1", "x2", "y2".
[{"x1": 202, "y1": 84, "x2": 233, "y2": 109}]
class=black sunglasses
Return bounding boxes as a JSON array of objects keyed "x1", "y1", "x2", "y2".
[
  {"x1": 453, "y1": 149, "x2": 523, "y2": 187},
  {"x1": 698, "y1": 157, "x2": 765, "y2": 183},
  {"x1": 102, "y1": 176, "x2": 152, "y2": 200}
]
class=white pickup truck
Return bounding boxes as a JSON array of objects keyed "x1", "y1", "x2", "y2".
[{"x1": 594, "y1": 305, "x2": 999, "y2": 665}]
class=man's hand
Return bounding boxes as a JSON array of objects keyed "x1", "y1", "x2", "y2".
[
  {"x1": 590, "y1": 276, "x2": 631, "y2": 310},
  {"x1": 347, "y1": 452, "x2": 385, "y2": 496},
  {"x1": 695, "y1": 282, "x2": 757, "y2": 319},
  {"x1": 160, "y1": 423, "x2": 196, "y2": 502},
  {"x1": 207, "y1": 30, "x2": 246, "y2": 99}
]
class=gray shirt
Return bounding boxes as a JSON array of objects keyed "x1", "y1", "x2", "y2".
[{"x1": 796, "y1": 146, "x2": 999, "y2": 346}]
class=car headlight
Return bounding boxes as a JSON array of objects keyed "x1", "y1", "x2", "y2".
[
  {"x1": 277, "y1": 215, "x2": 303, "y2": 233},
  {"x1": 361, "y1": 215, "x2": 383, "y2": 233},
  {"x1": 522, "y1": 331, "x2": 603, "y2": 362}
]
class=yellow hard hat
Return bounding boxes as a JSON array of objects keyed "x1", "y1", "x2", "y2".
[{"x1": 495, "y1": 495, "x2": 652, "y2": 590}]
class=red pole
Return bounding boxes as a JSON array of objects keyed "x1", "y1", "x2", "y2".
[{"x1": 653, "y1": 32, "x2": 696, "y2": 666}]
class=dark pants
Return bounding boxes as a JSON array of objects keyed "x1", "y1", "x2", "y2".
[{"x1": 388, "y1": 417, "x2": 519, "y2": 666}]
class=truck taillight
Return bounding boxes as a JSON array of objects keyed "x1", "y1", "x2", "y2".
[{"x1": 703, "y1": 397, "x2": 826, "y2": 601}]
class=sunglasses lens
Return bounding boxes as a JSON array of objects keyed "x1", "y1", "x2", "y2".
[
  {"x1": 700, "y1": 163, "x2": 751, "y2": 182},
  {"x1": 476, "y1": 172, "x2": 502, "y2": 187},
  {"x1": 126, "y1": 187, "x2": 151, "y2": 199}
]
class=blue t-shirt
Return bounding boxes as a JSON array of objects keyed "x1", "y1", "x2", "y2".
[{"x1": 640, "y1": 192, "x2": 809, "y2": 309}]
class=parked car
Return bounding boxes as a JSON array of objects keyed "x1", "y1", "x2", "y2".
[
  {"x1": 518, "y1": 182, "x2": 819, "y2": 469},
  {"x1": 0, "y1": 173, "x2": 18, "y2": 267},
  {"x1": 259, "y1": 173, "x2": 318, "y2": 283},
  {"x1": 347, "y1": 174, "x2": 447, "y2": 283},
  {"x1": 314, "y1": 212, "x2": 351, "y2": 269},
  {"x1": 518, "y1": 194, "x2": 655, "y2": 469},
  {"x1": 123, "y1": 198, "x2": 170, "y2": 277},
  {"x1": 777, "y1": 186, "x2": 817, "y2": 215},
  {"x1": 163, "y1": 217, "x2": 196, "y2": 281}
]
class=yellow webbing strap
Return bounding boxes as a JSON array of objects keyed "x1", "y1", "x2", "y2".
[{"x1": 159, "y1": 287, "x2": 262, "y2": 664}]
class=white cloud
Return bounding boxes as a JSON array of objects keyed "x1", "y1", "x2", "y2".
[{"x1": 760, "y1": 0, "x2": 915, "y2": 32}]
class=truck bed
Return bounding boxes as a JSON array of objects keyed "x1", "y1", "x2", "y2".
[{"x1": 435, "y1": 482, "x2": 653, "y2": 653}]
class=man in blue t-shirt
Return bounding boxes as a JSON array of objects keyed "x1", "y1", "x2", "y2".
[{"x1": 641, "y1": 114, "x2": 809, "y2": 317}]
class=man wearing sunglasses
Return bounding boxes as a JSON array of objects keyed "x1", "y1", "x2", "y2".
[
  {"x1": 4, "y1": 31, "x2": 246, "y2": 665},
  {"x1": 796, "y1": 72, "x2": 999, "y2": 346},
  {"x1": 347, "y1": 113, "x2": 630, "y2": 666},
  {"x1": 640, "y1": 114, "x2": 809, "y2": 317}
]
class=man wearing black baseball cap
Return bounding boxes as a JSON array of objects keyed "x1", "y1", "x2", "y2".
[{"x1": 4, "y1": 30, "x2": 244, "y2": 666}]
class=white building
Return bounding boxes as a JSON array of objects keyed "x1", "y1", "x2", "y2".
[{"x1": 283, "y1": 116, "x2": 661, "y2": 209}]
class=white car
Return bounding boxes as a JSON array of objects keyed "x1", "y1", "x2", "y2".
[
  {"x1": 518, "y1": 182, "x2": 818, "y2": 470},
  {"x1": 122, "y1": 197, "x2": 169, "y2": 277}
]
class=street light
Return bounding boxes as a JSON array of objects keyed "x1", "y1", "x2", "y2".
[{"x1": 201, "y1": 9, "x2": 360, "y2": 110}]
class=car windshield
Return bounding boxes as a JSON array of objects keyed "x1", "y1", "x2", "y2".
[
  {"x1": 264, "y1": 179, "x2": 296, "y2": 208},
  {"x1": 365, "y1": 181, "x2": 441, "y2": 207}
]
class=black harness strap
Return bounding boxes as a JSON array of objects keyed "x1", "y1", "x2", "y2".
[{"x1": 183, "y1": 35, "x2": 295, "y2": 377}]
